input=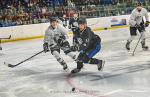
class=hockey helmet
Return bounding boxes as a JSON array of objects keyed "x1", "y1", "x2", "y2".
[
  {"x1": 50, "y1": 17, "x2": 57, "y2": 22},
  {"x1": 136, "y1": 2, "x2": 142, "y2": 12},
  {"x1": 136, "y1": 2, "x2": 142, "y2": 6},
  {"x1": 78, "y1": 17, "x2": 87, "y2": 24}
]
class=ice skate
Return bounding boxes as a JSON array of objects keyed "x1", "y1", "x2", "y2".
[
  {"x1": 71, "y1": 68, "x2": 81, "y2": 74},
  {"x1": 141, "y1": 40, "x2": 149, "y2": 51},
  {"x1": 62, "y1": 64, "x2": 69, "y2": 71},
  {"x1": 126, "y1": 41, "x2": 130, "y2": 51},
  {"x1": 97, "y1": 60, "x2": 105, "y2": 71}
]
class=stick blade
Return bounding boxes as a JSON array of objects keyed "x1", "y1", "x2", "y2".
[
  {"x1": 8, "y1": 64, "x2": 16, "y2": 68},
  {"x1": 9, "y1": 35, "x2": 11, "y2": 39},
  {"x1": 4, "y1": 62, "x2": 16, "y2": 68},
  {"x1": 0, "y1": 47, "x2": 2, "y2": 50},
  {"x1": 132, "y1": 53, "x2": 135, "y2": 56}
]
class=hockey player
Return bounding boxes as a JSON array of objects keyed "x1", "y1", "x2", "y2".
[
  {"x1": 69, "y1": 13, "x2": 79, "y2": 49},
  {"x1": 69, "y1": 13, "x2": 79, "y2": 33},
  {"x1": 59, "y1": 14, "x2": 68, "y2": 28},
  {"x1": 71, "y1": 17, "x2": 105, "y2": 73},
  {"x1": 43, "y1": 17, "x2": 76, "y2": 71},
  {"x1": 126, "y1": 3, "x2": 149, "y2": 51},
  {"x1": 0, "y1": 39, "x2": 2, "y2": 50}
]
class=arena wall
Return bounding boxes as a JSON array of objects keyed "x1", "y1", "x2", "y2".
[{"x1": 0, "y1": 13, "x2": 150, "y2": 43}]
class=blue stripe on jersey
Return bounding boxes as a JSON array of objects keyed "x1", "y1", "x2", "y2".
[{"x1": 87, "y1": 43, "x2": 101, "y2": 58}]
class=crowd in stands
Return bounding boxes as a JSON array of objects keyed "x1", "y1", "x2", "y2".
[
  {"x1": 0, "y1": 0, "x2": 53, "y2": 27},
  {"x1": 0, "y1": 0, "x2": 149, "y2": 27}
]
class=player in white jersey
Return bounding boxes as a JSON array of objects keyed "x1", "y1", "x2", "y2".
[
  {"x1": 43, "y1": 17, "x2": 76, "y2": 71},
  {"x1": 126, "y1": 3, "x2": 149, "y2": 50}
]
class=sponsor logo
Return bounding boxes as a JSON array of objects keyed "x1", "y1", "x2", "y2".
[{"x1": 111, "y1": 18, "x2": 127, "y2": 26}]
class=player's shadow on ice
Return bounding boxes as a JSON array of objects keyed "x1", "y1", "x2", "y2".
[
  {"x1": 0, "y1": 53, "x2": 5, "y2": 56},
  {"x1": 68, "y1": 72, "x2": 95, "y2": 78},
  {"x1": 90, "y1": 63, "x2": 150, "y2": 81}
]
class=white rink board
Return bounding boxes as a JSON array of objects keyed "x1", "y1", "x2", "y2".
[{"x1": 0, "y1": 13, "x2": 150, "y2": 40}]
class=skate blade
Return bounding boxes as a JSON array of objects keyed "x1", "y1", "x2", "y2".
[
  {"x1": 99, "y1": 60, "x2": 105, "y2": 71},
  {"x1": 143, "y1": 48, "x2": 149, "y2": 51},
  {"x1": 64, "y1": 68, "x2": 70, "y2": 72},
  {"x1": 71, "y1": 68, "x2": 81, "y2": 74}
]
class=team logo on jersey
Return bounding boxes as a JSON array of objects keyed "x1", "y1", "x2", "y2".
[
  {"x1": 77, "y1": 38, "x2": 83, "y2": 44},
  {"x1": 136, "y1": 14, "x2": 142, "y2": 19},
  {"x1": 73, "y1": 22, "x2": 78, "y2": 27}
]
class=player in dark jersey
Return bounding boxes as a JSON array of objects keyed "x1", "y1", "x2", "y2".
[{"x1": 71, "y1": 17, "x2": 105, "y2": 73}]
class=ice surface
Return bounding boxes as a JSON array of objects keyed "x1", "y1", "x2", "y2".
[{"x1": 1, "y1": 27, "x2": 150, "y2": 97}]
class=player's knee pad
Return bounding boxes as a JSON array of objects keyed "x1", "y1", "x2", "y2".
[
  {"x1": 77, "y1": 61, "x2": 83, "y2": 69},
  {"x1": 50, "y1": 46, "x2": 60, "y2": 55}
]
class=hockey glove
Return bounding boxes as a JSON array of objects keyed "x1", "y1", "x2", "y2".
[
  {"x1": 54, "y1": 36, "x2": 66, "y2": 46},
  {"x1": 145, "y1": 21, "x2": 149, "y2": 27},
  {"x1": 71, "y1": 45, "x2": 78, "y2": 51},
  {"x1": 135, "y1": 23, "x2": 141, "y2": 28},
  {"x1": 43, "y1": 42, "x2": 49, "y2": 53},
  {"x1": 59, "y1": 36, "x2": 66, "y2": 46}
]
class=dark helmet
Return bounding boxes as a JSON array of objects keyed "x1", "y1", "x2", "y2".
[
  {"x1": 136, "y1": 2, "x2": 142, "y2": 6},
  {"x1": 50, "y1": 17, "x2": 57, "y2": 22},
  {"x1": 78, "y1": 17, "x2": 87, "y2": 24}
]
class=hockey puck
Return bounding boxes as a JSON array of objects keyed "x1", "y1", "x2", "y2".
[
  {"x1": 104, "y1": 27, "x2": 108, "y2": 30},
  {"x1": 72, "y1": 87, "x2": 75, "y2": 91}
]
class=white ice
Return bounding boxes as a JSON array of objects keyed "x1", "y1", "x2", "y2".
[{"x1": 1, "y1": 27, "x2": 150, "y2": 97}]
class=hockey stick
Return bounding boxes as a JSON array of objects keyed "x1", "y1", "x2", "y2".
[
  {"x1": 131, "y1": 22, "x2": 149, "y2": 56},
  {"x1": 0, "y1": 35, "x2": 11, "y2": 50},
  {"x1": 0, "y1": 35, "x2": 11, "y2": 39},
  {"x1": 1, "y1": 35, "x2": 11, "y2": 39},
  {"x1": 0, "y1": 39, "x2": 2, "y2": 50},
  {"x1": 132, "y1": 33, "x2": 143, "y2": 56},
  {"x1": 4, "y1": 50, "x2": 44, "y2": 68}
]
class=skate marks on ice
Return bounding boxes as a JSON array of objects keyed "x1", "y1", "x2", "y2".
[
  {"x1": 65, "y1": 62, "x2": 150, "y2": 97},
  {"x1": 90, "y1": 62, "x2": 150, "y2": 81},
  {"x1": 0, "y1": 68, "x2": 72, "y2": 97},
  {"x1": 0, "y1": 53, "x2": 5, "y2": 57},
  {"x1": 92, "y1": 38, "x2": 150, "y2": 81}
]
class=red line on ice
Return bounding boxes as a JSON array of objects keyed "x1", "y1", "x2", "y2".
[{"x1": 66, "y1": 74, "x2": 105, "y2": 97}]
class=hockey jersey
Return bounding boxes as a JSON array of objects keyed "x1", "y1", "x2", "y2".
[
  {"x1": 74, "y1": 27, "x2": 101, "y2": 51},
  {"x1": 129, "y1": 8, "x2": 149, "y2": 27},
  {"x1": 44, "y1": 24, "x2": 69, "y2": 46},
  {"x1": 69, "y1": 17, "x2": 79, "y2": 29}
]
